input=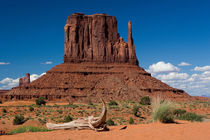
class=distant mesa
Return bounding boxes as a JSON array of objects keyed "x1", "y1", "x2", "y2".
[
  {"x1": 0, "y1": 90, "x2": 9, "y2": 95},
  {"x1": 0, "y1": 13, "x2": 190, "y2": 102}
]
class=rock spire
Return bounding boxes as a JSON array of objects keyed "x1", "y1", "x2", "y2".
[{"x1": 19, "y1": 73, "x2": 30, "y2": 86}]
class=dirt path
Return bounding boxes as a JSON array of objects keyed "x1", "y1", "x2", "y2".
[{"x1": 1, "y1": 122, "x2": 210, "y2": 140}]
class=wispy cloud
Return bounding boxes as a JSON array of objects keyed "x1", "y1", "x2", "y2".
[
  {"x1": 41, "y1": 61, "x2": 52, "y2": 65},
  {"x1": 0, "y1": 62, "x2": 10, "y2": 65},
  {"x1": 194, "y1": 65, "x2": 210, "y2": 71},
  {"x1": 156, "y1": 72, "x2": 189, "y2": 81},
  {"x1": 178, "y1": 62, "x2": 191, "y2": 66}
]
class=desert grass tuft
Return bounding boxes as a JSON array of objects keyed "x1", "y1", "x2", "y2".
[
  {"x1": 9, "y1": 125, "x2": 51, "y2": 134},
  {"x1": 140, "y1": 96, "x2": 151, "y2": 105},
  {"x1": 152, "y1": 96, "x2": 175, "y2": 123},
  {"x1": 108, "y1": 100, "x2": 118, "y2": 106},
  {"x1": 129, "y1": 117, "x2": 134, "y2": 124},
  {"x1": 177, "y1": 112, "x2": 204, "y2": 122},
  {"x1": 106, "y1": 118, "x2": 116, "y2": 126}
]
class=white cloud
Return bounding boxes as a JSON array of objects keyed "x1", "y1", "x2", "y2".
[
  {"x1": 148, "y1": 61, "x2": 210, "y2": 96},
  {"x1": 178, "y1": 62, "x2": 191, "y2": 66},
  {"x1": 30, "y1": 73, "x2": 45, "y2": 82},
  {"x1": 154, "y1": 71, "x2": 210, "y2": 96},
  {"x1": 0, "y1": 78, "x2": 13, "y2": 84},
  {"x1": 0, "y1": 77, "x2": 19, "y2": 89},
  {"x1": 194, "y1": 65, "x2": 210, "y2": 71},
  {"x1": 147, "y1": 61, "x2": 180, "y2": 74},
  {"x1": 156, "y1": 72, "x2": 189, "y2": 81},
  {"x1": 0, "y1": 62, "x2": 10, "y2": 65},
  {"x1": 0, "y1": 73, "x2": 45, "y2": 89},
  {"x1": 41, "y1": 61, "x2": 52, "y2": 65}
]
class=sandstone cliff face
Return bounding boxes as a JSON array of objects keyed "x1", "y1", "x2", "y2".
[
  {"x1": 19, "y1": 73, "x2": 30, "y2": 86},
  {"x1": 64, "y1": 13, "x2": 138, "y2": 65}
]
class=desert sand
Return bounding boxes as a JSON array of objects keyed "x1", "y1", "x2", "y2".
[{"x1": 1, "y1": 121, "x2": 210, "y2": 140}]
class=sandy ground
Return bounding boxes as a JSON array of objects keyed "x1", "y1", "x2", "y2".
[{"x1": 1, "y1": 121, "x2": 210, "y2": 140}]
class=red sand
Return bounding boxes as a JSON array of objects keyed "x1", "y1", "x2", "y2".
[{"x1": 1, "y1": 121, "x2": 210, "y2": 140}]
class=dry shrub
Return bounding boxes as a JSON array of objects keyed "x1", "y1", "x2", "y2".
[{"x1": 152, "y1": 96, "x2": 175, "y2": 123}]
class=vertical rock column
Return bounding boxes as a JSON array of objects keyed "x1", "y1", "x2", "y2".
[
  {"x1": 128, "y1": 21, "x2": 138, "y2": 65},
  {"x1": 19, "y1": 73, "x2": 30, "y2": 86}
]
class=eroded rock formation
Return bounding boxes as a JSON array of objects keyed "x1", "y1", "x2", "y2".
[
  {"x1": 19, "y1": 73, "x2": 30, "y2": 86},
  {"x1": 1, "y1": 13, "x2": 191, "y2": 102},
  {"x1": 64, "y1": 13, "x2": 138, "y2": 65}
]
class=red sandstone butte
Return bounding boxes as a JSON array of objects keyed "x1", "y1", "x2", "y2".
[{"x1": 1, "y1": 13, "x2": 190, "y2": 102}]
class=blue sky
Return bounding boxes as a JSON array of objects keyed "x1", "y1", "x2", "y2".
[{"x1": 0, "y1": 0, "x2": 210, "y2": 96}]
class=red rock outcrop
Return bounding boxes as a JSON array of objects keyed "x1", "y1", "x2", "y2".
[
  {"x1": 2, "y1": 13, "x2": 191, "y2": 102},
  {"x1": 64, "y1": 13, "x2": 138, "y2": 65},
  {"x1": 19, "y1": 73, "x2": 30, "y2": 86}
]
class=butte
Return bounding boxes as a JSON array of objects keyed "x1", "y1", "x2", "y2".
[{"x1": 2, "y1": 13, "x2": 190, "y2": 102}]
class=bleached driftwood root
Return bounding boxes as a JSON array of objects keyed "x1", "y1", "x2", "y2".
[{"x1": 46, "y1": 98, "x2": 109, "y2": 131}]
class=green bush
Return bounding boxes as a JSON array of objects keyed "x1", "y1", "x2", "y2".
[
  {"x1": 88, "y1": 102, "x2": 93, "y2": 106},
  {"x1": 63, "y1": 115, "x2": 73, "y2": 122},
  {"x1": 129, "y1": 117, "x2": 134, "y2": 124},
  {"x1": 140, "y1": 96, "x2": 151, "y2": 105},
  {"x1": 158, "y1": 108, "x2": 174, "y2": 123},
  {"x1": 29, "y1": 106, "x2": 34, "y2": 112},
  {"x1": 173, "y1": 109, "x2": 186, "y2": 117},
  {"x1": 152, "y1": 98, "x2": 175, "y2": 123},
  {"x1": 57, "y1": 110, "x2": 63, "y2": 114},
  {"x1": 36, "y1": 97, "x2": 46, "y2": 106},
  {"x1": 2, "y1": 108, "x2": 7, "y2": 113},
  {"x1": 13, "y1": 115, "x2": 26, "y2": 125},
  {"x1": 108, "y1": 100, "x2": 118, "y2": 106},
  {"x1": 68, "y1": 104, "x2": 79, "y2": 109},
  {"x1": 9, "y1": 125, "x2": 51, "y2": 134},
  {"x1": 177, "y1": 112, "x2": 203, "y2": 122},
  {"x1": 133, "y1": 105, "x2": 141, "y2": 117},
  {"x1": 38, "y1": 118, "x2": 46, "y2": 124},
  {"x1": 106, "y1": 119, "x2": 116, "y2": 126}
]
